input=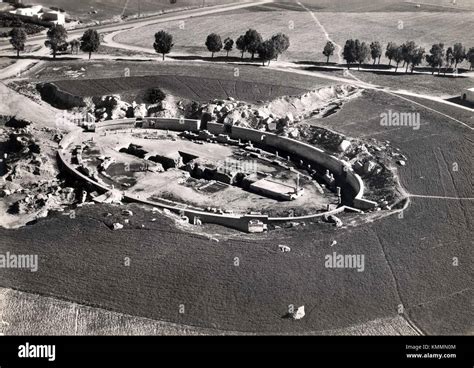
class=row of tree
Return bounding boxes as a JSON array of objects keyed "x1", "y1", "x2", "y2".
[
  {"x1": 153, "y1": 29, "x2": 290, "y2": 65},
  {"x1": 321, "y1": 39, "x2": 474, "y2": 74},
  {"x1": 9, "y1": 25, "x2": 101, "y2": 59},
  {"x1": 9, "y1": 24, "x2": 474, "y2": 73}
]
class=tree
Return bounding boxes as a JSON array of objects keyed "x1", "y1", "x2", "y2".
[
  {"x1": 243, "y1": 29, "x2": 262, "y2": 60},
  {"x1": 401, "y1": 41, "x2": 417, "y2": 73},
  {"x1": 410, "y1": 47, "x2": 425, "y2": 73},
  {"x1": 385, "y1": 42, "x2": 398, "y2": 67},
  {"x1": 343, "y1": 39, "x2": 357, "y2": 69},
  {"x1": 236, "y1": 35, "x2": 246, "y2": 59},
  {"x1": 444, "y1": 46, "x2": 454, "y2": 75},
  {"x1": 146, "y1": 88, "x2": 166, "y2": 104},
  {"x1": 452, "y1": 43, "x2": 465, "y2": 69},
  {"x1": 80, "y1": 29, "x2": 100, "y2": 60},
  {"x1": 70, "y1": 39, "x2": 80, "y2": 54},
  {"x1": 45, "y1": 24, "x2": 68, "y2": 59},
  {"x1": 153, "y1": 30, "x2": 174, "y2": 61},
  {"x1": 370, "y1": 41, "x2": 382, "y2": 65},
  {"x1": 258, "y1": 39, "x2": 278, "y2": 66},
  {"x1": 467, "y1": 47, "x2": 474, "y2": 70},
  {"x1": 58, "y1": 42, "x2": 69, "y2": 53},
  {"x1": 426, "y1": 43, "x2": 445, "y2": 75},
  {"x1": 205, "y1": 33, "x2": 222, "y2": 58},
  {"x1": 393, "y1": 46, "x2": 404, "y2": 72},
  {"x1": 271, "y1": 33, "x2": 290, "y2": 60},
  {"x1": 355, "y1": 40, "x2": 371, "y2": 70},
  {"x1": 9, "y1": 27, "x2": 27, "y2": 58},
  {"x1": 323, "y1": 41, "x2": 335, "y2": 64},
  {"x1": 223, "y1": 37, "x2": 234, "y2": 57}
]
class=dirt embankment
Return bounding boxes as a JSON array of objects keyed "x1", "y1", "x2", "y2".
[{"x1": 37, "y1": 82, "x2": 87, "y2": 110}]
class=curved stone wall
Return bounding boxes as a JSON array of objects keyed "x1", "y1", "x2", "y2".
[{"x1": 58, "y1": 117, "x2": 376, "y2": 231}]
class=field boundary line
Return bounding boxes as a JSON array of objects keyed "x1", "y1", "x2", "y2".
[
  {"x1": 371, "y1": 229, "x2": 426, "y2": 336},
  {"x1": 408, "y1": 194, "x2": 474, "y2": 200}
]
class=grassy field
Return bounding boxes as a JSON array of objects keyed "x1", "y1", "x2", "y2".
[
  {"x1": 19, "y1": 0, "x2": 474, "y2": 19},
  {"x1": 19, "y1": 0, "x2": 246, "y2": 21},
  {"x1": 0, "y1": 287, "x2": 419, "y2": 335},
  {"x1": 114, "y1": 4, "x2": 327, "y2": 62},
  {"x1": 51, "y1": 74, "x2": 307, "y2": 103},
  {"x1": 113, "y1": 2, "x2": 474, "y2": 67},
  {"x1": 0, "y1": 202, "x2": 402, "y2": 334},
  {"x1": 31, "y1": 60, "x2": 332, "y2": 89},
  {"x1": 317, "y1": 11, "x2": 474, "y2": 64},
  {"x1": 0, "y1": 287, "x2": 224, "y2": 335},
  {"x1": 350, "y1": 72, "x2": 473, "y2": 97},
  {"x1": 32, "y1": 60, "x2": 334, "y2": 103},
  {"x1": 284, "y1": 0, "x2": 474, "y2": 12}
]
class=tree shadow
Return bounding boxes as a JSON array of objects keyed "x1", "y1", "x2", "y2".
[
  {"x1": 296, "y1": 61, "x2": 393, "y2": 70},
  {"x1": 4, "y1": 54, "x2": 80, "y2": 61},
  {"x1": 301, "y1": 66, "x2": 344, "y2": 74},
  {"x1": 170, "y1": 54, "x2": 263, "y2": 65},
  {"x1": 294, "y1": 60, "x2": 339, "y2": 67}
]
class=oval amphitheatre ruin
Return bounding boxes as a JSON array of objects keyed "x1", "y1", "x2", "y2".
[{"x1": 58, "y1": 117, "x2": 377, "y2": 233}]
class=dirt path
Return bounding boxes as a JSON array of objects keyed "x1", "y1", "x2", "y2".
[{"x1": 296, "y1": 1, "x2": 343, "y2": 64}]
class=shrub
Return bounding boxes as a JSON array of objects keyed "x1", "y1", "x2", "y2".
[{"x1": 146, "y1": 88, "x2": 166, "y2": 104}]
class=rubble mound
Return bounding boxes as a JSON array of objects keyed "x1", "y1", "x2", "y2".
[
  {"x1": 93, "y1": 95, "x2": 133, "y2": 121},
  {"x1": 265, "y1": 85, "x2": 360, "y2": 120},
  {"x1": 0, "y1": 115, "x2": 86, "y2": 228},
  {"x1": 198, "y1": 85, "x2": 360, "y2": 135},
  {"x1": 7, "y1": 184, "x2": 77, "y2": 215}
]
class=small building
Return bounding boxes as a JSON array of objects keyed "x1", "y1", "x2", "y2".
[
  {"x1": 10, "y1": 5, "x2": 42, "y2": 17},
  {"x1": 461, "y1": 88, "x2": 474, "y2": 104},
  {"x1": 9, "y1": 4, "x2": 66, "y2": 25},
  {"x1": 41, "y1": 10, "x2": 66, "y2": 25}
]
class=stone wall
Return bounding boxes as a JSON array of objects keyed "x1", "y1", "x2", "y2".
[{"x1": 57, "y1": 117, "x2": 377, "y2": 232}]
